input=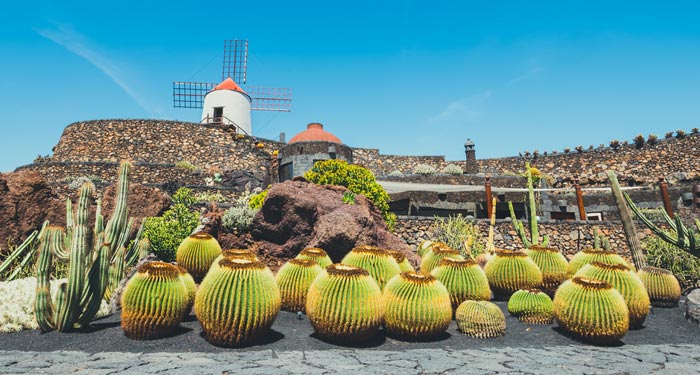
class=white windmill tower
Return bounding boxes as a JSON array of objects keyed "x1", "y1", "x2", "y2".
[{"x1": 173, "y1": 40, "x2": 292, "y2": 136}]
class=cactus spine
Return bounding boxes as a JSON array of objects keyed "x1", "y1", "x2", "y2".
[
  {"x1": 420, "y1": 243, "x2": 464, "y2": 275},
  {"x1": 553, "y1": 277, "x2": 629, "y2": 344},
  {"x1": 455, "y1": 300, "x2": 506, "y2": 338},
  {"x1": 35, "y1": 161, "x2": 135, "y2": 332},
  {"x1": 341, "y1": 245, "x2": 401, "y2": 290},
  {"x1": 484, "y1": 250, "x2": 543, "y2": 300},
  {"x1": 121, "y1": 262, "x2": 189, "y2": 339},
  {"x1": 196, "y1": 258, "x2": 281, "y2": 347},
  {"x1": 567, "y1": 248, "x2": 629, "y2": 276},
  {"x1": 305, "y1": 264, "x2": 383, "y2": 343},
  {"x1": 386, "y1": 249, "x2": 415, "y2": 273},
  {"x1": 430, "y1": 258, "x2": 491, "y2": 312},
  {"x1": 637, "y1": 266, "x2": 681, "y2": 307},
  {"x1": 275, "y1": 258, "x2": 323, "y2": 312},
  {"x1": 176, "y1": 232, "x2": 222, "y2": 282},
  {"x1": 574, "y1": 262, "x2": 650, "y2": 329},
  {"x1": 296, "y1": 247, "x2": 333, "y2": 268},
  {"x1": 382, "y1": 272, "x2": 452, "y2": 339},
  {"x1": 507, "y1": 289, "x2": 554, "y2": 324},
  {"x1": 524, "y1": 245, "x2": 568, "y2": 296}
]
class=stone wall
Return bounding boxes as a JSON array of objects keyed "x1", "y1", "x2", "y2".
[
  {"x1": 352, "y1": 148, "x2": 451, "y2": 176},
  {"x1": 393, "y1": 217, "x2": 649, "y2": 261}
]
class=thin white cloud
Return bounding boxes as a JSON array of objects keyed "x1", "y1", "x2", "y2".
[
  {"x1": 508, "y1": 66, "x2": 544, "y2": 85},
  {"x1": 35, "y1": 23, "x2": 155, "y2": 116},
  {"x1": 429, "y1": 90, "x2": 492, "y2": 124}
]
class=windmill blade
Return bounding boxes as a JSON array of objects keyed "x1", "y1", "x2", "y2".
[
  {"x1": 172, "y1": 81, "x2": 214, "y2": 108},
  {"x1": 248, "y1": 87, "x2": 292, "y2": 112},
  {"x1": 222, "y1": 39, "x2": 248, "y2": 84}
]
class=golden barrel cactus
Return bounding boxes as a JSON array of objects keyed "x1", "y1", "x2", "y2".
[
  {"x1": 525, "y1": 245, "x2": 568, "y2": 296},
  {"x1": 275, "y1": 258, "x2": 323, "y2": 312},
  {"x1": 507, "y1": 289, "x2": 554, "y2": 324},
  {"x1": 175, "y1": 232, "x2": 222, "y2": 282},
  {"x1": 296, "y1": 247, "x2": 333, "y2": 269},
  {"x1": 567, "y1": 248, "x2": 630, "y2": 276},
  {"x1": 430, "y1": 258, "x2": 491, "y2": 312},
  {"x1": 195, "y1": 258, "x2": 281, "y2": 347},
  {"x1": 637, "y1": 266, "x2": 681, "y2": 307},
  {"x1": 553, "y1": 277, "x2": 629, "y2": 345},
  {"x1": 420, "y1": 244, "x2": 464, "y2": 275},
  {"x1": 121, "y1": 262, "x2": 190, "y2": 340},
  {"x1": 416, "y1": 240, "x2": 436, "y2": 257},
  {"x1": 382, "y1": 272, "x2": 452, "y2": 339},
  {"x1": 174, "y1": 265, "x2": 196, "y2": 317},
  {"x1": 305, "y1": 264, "x2": 383, "y2": 343},
  {"x1": 386, "y1": 249, "x2": 415, "y2": 273},
  {"x1": 484, "y1": 250, "x2": 543, "y2": 300},
  {"x1": 341, "y1": 245, "x2": 401, "y2": 290},
  {"x1": 575, "y1": 262, "x2": 650, "y2": 329},
  {"x1": 455, "y1": 300, "x2": 506, "y2": 338}
]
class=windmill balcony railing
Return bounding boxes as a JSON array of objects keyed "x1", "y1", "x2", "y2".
[{"x1": 200, "y1": 115, "x2": 251, "y2": 137}]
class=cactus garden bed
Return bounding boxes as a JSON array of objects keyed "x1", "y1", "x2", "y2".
[{"x1": 0, "y1": 299, "x2": 697, "y2": 353}]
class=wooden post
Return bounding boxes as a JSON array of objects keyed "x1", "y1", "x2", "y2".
[
  {"x1": 659, "y1": 176, "x2": 674, "y2": 217},
  {"x1": 485, "y1": 176, "x2": 493, "y2": 219},
  {"x1": 574, "y1": 176, "x2": 586, "y2": 221}
]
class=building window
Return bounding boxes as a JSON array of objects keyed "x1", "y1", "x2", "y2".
[{"x1": 213, "y1": 107, "x2": 224, "y2": 123}]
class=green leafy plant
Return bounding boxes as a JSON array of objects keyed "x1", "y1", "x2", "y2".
[
  {"x1": 222, "y1": 189, "x2": 260, "y2": 233},
  {"x1": 304, "y1": 160, "x2": 396, "y2": 230},
  {"x1": 644, "y1": 236, "x2": 700, "y2": 291},
  {"x1": 342, "y1": 191, "x2": 356, "y2": 205},
  {"x1": 432, "y1": 214, "x2": 485, "y2": 258},
  {"x1": 382, "y1": 272, "x2": 452, "y2": 339},
  {"x1": 248, "y1": 189, "x2": 268, "y2": 209},
  {"x1": 143, "y1": 187, "x2": 200, "y2": 262}
]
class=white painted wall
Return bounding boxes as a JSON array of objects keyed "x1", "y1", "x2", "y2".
[{"x1": 201, "y1": 90, "x2": 252, "y2": 135}]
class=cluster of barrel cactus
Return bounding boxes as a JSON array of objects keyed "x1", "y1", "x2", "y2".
[
  {"x1": 341, "y1": 245, "x2": 401, "y2": 290},
  {"x1": 525, "y1": 245, "x2": 568, "y2": 296},
  {"x1": 507, "y1": 289, "x2": 554, "y2": 324},
  {"x1": 483, "y1": 250, "x2": 543, "y2": 300}
]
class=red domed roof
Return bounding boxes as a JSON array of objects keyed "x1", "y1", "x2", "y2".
[
  {"x1": 211, "y1": 77, "x2": 248, "y2": 95},
  {"x1": 288, "y1": 123, "x2": 342, "y2": 144}
]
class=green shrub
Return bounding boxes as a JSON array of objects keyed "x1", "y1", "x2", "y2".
[
  {"x1": 222, "y1": 189, "x2": 261, "y2": 233},
  {"x1": 644, "y1": 236, "x2": 700, "y2": 291},
  {"x1": 413, "y1": 164, "x2": 437, "y2": 175},
  {"x1": 304, "y1": 160, "x2": 396, "y2": 230},
  {"x1": 432, "y1": 214, "x2": 485, "y2": 257},
  {"x1": 442, "y1": 164, "x2": 463, "y2": 175},
  {"x1": 143, "y1": 188, "x2": 200, "y2": 262}
]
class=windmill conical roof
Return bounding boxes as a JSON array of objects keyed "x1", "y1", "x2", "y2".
[
  {"x1": 288, "y1": 123, "x2": 342, "y2": 144},
  {"x1": 212, "y1": 77, "x2": 248, "y2": 95}
]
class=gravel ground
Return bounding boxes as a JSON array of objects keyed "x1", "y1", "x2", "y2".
[{"x1": 0, "y1": 299, "x2": 698, "y2": 374}]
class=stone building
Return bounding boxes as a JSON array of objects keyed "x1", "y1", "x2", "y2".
[{"x1": 277, "y1": 123, "x2": 353, "y2": 181}]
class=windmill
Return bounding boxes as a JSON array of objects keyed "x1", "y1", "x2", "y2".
[{"x1": 173, "y1": 40, "x2": 292, "y2": 136}]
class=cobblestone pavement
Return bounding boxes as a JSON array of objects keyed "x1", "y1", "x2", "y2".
[{"x1": 1, "y1": 344, "x2": 699, "y2": 375}]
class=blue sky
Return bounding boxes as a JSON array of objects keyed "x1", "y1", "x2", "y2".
[{"x1": 1, "y1": 1, "x2": 699, "y2": 172}]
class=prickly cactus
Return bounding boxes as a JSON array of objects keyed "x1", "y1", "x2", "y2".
[
  {"x1": 176, "y1": 232, "x2": 222, "y2": 282},
  {"x1": 195, "y1": 258, "x2": 281, "y2": 347},
  {"x1": 507, "y1": 289, "x2": 554, "y2": 324},
  {"x1": 637, "y1": 266, "x2": 681, "y2": 307},
  {"x1": 420, "y1": 244, "x2": 464, "y2": 275},
  {"x1": 121, "y1": 262, "x2": 189, "y2": 339},
  {"x1": 430, "y1": 258, "x2": 491, "y2": 312},
  {"x1": 455, "y1": 300, "x2": 506, "y2": 338},
  {"x1": 553, "y1": 277, "x2": 629, "y2": 344},
  {"x1": 296, "y1": 247, "x2": 333, "y2": 268},
  {"x1": 382, "y1": 272, "x2": 452, "y2": 339},
  {"x1": 567, "y1": 248, "x2": 631, "y2": 276},
  {"x1": 525, "y1": 245, "x2": 568, "y2": 296},
  {"x1": 341, "y1": 245, "x2": 401, "y2": 290},
  {"x1": 305, "y1": 264, "x2": 383, "y2": 343},
  {"x1": 484, "y1": 250, "x2": 543, "y2": 300},
  {"x1": 386, "y1": 249, "x2": 415, "y2": 273},
  {"x1": 416, "y1": 240, "x2": 436, "y2": 257},
  {"x1": 275, "y1": 258, "x2": 323, "y2": 312}
]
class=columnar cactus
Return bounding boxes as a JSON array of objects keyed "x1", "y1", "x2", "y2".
[
  {"x1": 420, "y1": 244, "x2": 464, "y2": 275},
  {"x1": 567, "y1": 248, "x2": 630, "y2": 276},
  {"x1": 483, "y1": 250, "x2": 543, "y2": 300},
  {"x1": 121, "y1": 262, "x2": 189, "y2": 339},
  {"x1": 35, "y1": 161, "x2": 136, "y2": 332},
  {"x1": 305, "y1": 264, "x2": 383, "y2": 343},
  {"x1": 275, "y1": 258, "x2": 323, "y2": 312},
  {"x1": 176, "y1": 233, "x2": 222, "y2": 282},
  {"x1": 296, "y1": 247, "x2": 333, "y2": 268},
  {"x1": 382, "y1": 272, "x2": 452, "y2": 339},
  {"x1": 575, "y1": 262, "x2": 650, "y2": 329},
  {"x1": 386, "y1": 249, "x2": 415, "y2": 273},
  {"x1": 341, "y1": 245, "x2": 401, "y2": 290},
  {"x1": 637, "y1": 266, "x2": 681, "y2": 307},
  {"x1": 195, "y1": 258, "x2": 281, "y2": 347},
  {"x1": 455, "y1": 300, "x2": 506, "y2": 338},
  {"x1": 525, "y1": 245, "x2": 568, "y2": 296},
  {"x1": 553, "y1": 277, "x2": 629, "y2": 344},
  {"x1": 430, "y1": 258, "x2": 491, "y2": 312},
  {"x1": 507, "y1": 289, "x2": 554, "y2": 324}
]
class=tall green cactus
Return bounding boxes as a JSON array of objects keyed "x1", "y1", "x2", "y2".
[
  {"x1": 35, "y1": 161, "x2": 136, "y2": 332},
  {"x1": 624, "y1": 191, "x2": 700, "y2": 258},
  {"x1": 607, "y1": 171, "x2": 646, "y2": 269},
  {"x1": 509, "y1": 163, "x2": 549, "y2": 248}
]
